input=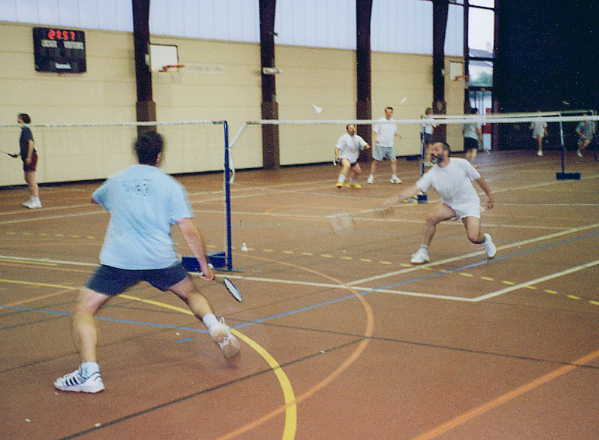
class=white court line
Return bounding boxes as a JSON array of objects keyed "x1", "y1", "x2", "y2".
[
  {"x1": 1, "y1": 254, "x2": 596, "y2": 306},
  {"x1": 0, "y1": 254, "x2": 456, "y2": 301},
  {"x1": 346, "y1": 221, "x2": 599, "y2": 286},
  {"x1": 473, "y1": 259, "x2": 599, "y2": 302}
]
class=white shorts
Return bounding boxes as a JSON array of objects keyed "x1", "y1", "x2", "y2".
[
  {"x1": 445, "y1": 200, "x2": 480, "y2": 220},
  {"x1": 373, "y1": 144, "x2": 396, "y2": 161}
]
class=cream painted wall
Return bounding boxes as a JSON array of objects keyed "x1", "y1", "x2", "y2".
[
  {"x1": 0, "y1": 21, "x2": 137, "y2": 186},
  {"x1": 276, "y1": 46, "x2": 356, "y2": 165},
  {"x1": 0, "y1": 20, "x2": 464, "y2": 187},
  {"x1": 150, "y1": 36, "x2": 262, "y2": 175}
]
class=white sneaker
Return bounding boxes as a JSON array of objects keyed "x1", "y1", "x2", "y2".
[
  {"x1": 537, "y1": 151, "x2": 543, "y2": 157},
  {"x1": 390, "y1": 175, "x2": 402, "y2": 184},
  {"x1": 483, "y1": 233, "x2": 496, "y2": 259},
  {"x1": 22, "y1": 198, "x2": 42, "y2": 209},
  {"x1": 577, "y1": 149, "x2": 583, "y2": 158},
  {"x1": 367, "y1": 175, "x2": 374, "y2": 184},
  {"x1": 209, "y1": 318, "x2": 240, "y2": 359},
  {"x1": 54, "y1": 369, "x2": 105, "y2": 393},
  {"x1": 410, "y1": 247, "x2": 430, "y2": 264}
]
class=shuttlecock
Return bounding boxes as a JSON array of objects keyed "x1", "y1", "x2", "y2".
[
  {"x1": 399, "y1": 97, "x2": 407, "y2": 105},
  {"x1": 312, "y1": 104, "x2": 323, "y2": 114},
  {"x1": 241, "y1": 242, "x2": 248, "y2": 252}
]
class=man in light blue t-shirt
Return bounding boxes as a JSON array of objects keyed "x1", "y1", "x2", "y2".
[{"x1": 54, "y1": 132, "x2": 239, "y2": 394}]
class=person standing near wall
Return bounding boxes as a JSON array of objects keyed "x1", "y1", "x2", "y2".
[
  {"x1": 529, "y1": 113, "x2": 548, "y2": 157},
  {"x1": 18, "y1": 113, "x2": 42, "y2": 208},
  {"x1": 463, "y1": 108, "x2": 483, "y2": 162},
  {"x1": 421, "y1": 107, "x2": 436, "y2": 166},
  {"x1": 576, "y1": 116, "x2": 596, "y2": 158},
  {"x1": 367, "y1": 107, "x2": 402, "y2": 184}
]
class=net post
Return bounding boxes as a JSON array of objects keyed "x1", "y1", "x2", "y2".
[
  {"x1": 417, "y1": 128, "x2": 428, "y2": 204},
  {"x1": 223, "y1": 121, "x2": 234, "y2": 271},
  {"x1": 556, "y1": 112, "x2": 581, "y2": 180}
]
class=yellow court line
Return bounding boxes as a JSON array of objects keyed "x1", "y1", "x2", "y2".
[
  {"x1": 119, "y1": 294, "x2": 297, "y2": 440},
  {"x1": 410, "y1": 349, "x2": 599, "y2": 440},
  {"x1": 0, "y1": 278, "x2": 297, "y2": 440}
]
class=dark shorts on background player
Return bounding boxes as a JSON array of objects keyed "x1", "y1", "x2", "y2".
[
  {"x1": 86, "y1": 263, "x2": 188, "y2": 296},
  {"x1": 22, "y1": 150, "x2": 38, "y2": 172},
  {"x1": 464, "y1": 137, "x2": 479, "y2": 151}
]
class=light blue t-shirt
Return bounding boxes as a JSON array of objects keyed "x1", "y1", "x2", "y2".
[{"x1": 93, "y1": 165, "x2": 192, "y2": 270}]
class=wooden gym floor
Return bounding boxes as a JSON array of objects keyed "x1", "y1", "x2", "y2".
[{"x1": 1, "y1": 150, "x2": 598, "y2": 439}]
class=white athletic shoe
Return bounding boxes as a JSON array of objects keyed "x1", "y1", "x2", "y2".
[
  {"x1": 537, "y1": 151, "x2": 543, "y2": 157},
  {"x1": 577, "y1": 149, "x2": 583, "y2": 158},
  {"x1": 483, "y1": 233, "x2": 496, "y2": 259},
  {"x1": 54, "y1": 369, "x2": 105, "y2": 393},
  {"x1": 410, "y1": 247, "x2": 430, "y2": 264},
  {"x1": 390, "y1": 175, "x2": 402, "y2": 184},
  {"x1": 22, "y1": 198, "x2": 42, "y2": 209},
  {"x1": 367, "y1": 175, "x2": 374, "y2": 184},
  {"x1": 209, "y1": 318, "x2": 240, "y2": 359}
]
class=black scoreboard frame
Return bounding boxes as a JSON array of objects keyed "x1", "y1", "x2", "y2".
[{"x1": 33, "y1": 27, "x2": 87, "y2": 73}]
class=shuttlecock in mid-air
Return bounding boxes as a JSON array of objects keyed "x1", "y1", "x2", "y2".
[
  {"x1": 399, "y1": 97, "x2": 407, "y2": 105},
  {"x1": 312, "y1": 104, "x2": 323, "y2": 114},
  {"x1": 241, "y1": 242, "x2": 248, "y2": 252}
]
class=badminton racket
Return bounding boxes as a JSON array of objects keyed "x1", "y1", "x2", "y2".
[
  {"x1": 181, "y1": 256, "x2": 244, "y2": 302},
  {"x1": 1, "y1": 151, "x2": 18, "y2": 158},
  {"x1": 328, "y1": 206, "x2": 395, "y2": 235}
]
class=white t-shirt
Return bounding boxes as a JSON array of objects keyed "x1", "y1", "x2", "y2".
[
  {"x1": 373, "y1": 118, "x2": 398, "y2": 147},
  {"x1": 336, "y1": 133, "x2": 367, "y2": 162},
  {"x1": 463, "y1": 122, "x2": 482, "y2": 140},
  {"x1": 530, "y1": 120, "x2": 547, "y2": 138},
  {"x1": 421, "y1": 116, "x2": 436, "y2": 135},
  {"x1": 416, "y1": 158, "x2": 481, "y2": 206}
]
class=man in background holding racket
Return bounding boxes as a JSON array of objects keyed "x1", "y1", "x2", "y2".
[
  {"x1": 383, "y1": 141, "x2": 496, "y2": 264},
  {"x1": 18, "y1": 113, "x2": 42, "y2": 208},
  {"x1": 54, "y1": 131, "x2": 239, "y2": 394},
  {"x1": 335, "y1": 124, "x2": 370, "y2": 188}
]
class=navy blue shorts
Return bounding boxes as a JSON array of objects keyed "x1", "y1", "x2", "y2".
[{"x1": 86, "y1": 263, "x2": 188, "y2": 296}]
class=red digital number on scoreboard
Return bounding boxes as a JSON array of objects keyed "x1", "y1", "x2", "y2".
[{"x1": 46, "y1": 29, "x2": 76, "y2": 41}]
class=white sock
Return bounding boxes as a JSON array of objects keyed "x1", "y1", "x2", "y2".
[
  {"x1": 202, "y1": 313, "x2": 219, "y2": 330},
  {"x1": 337, "y1": 175, "x2": 346, "y2": 183},
  {"x1": 420, "y1": 244, "x2": 428, "y2": 250},
  {"x1": 80, "y1": 362, "x2": 100, "y2": 377},
  {"x1": 391, "y1": 174, "x2": 397, "y2": 179}
]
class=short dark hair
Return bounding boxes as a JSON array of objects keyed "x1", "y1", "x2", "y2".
[
  {"x1": 385, "y1": 106, "x2": 394, "y2": 111},
  {"x1": 442, "y1": 142, "x2": 452, "y2": 154},
  {"x1": 18, "y1": 113, "x2": 31, "y2": 124},
  {"x1": 346, "y1": 124, "x2": 355, "y2": 130},
  {"x1": 134, "y1": 131, "x2": 163, "y2": 165},
  {"x1": 470, "y1": 108, "x2": 478, "y2": 114}
]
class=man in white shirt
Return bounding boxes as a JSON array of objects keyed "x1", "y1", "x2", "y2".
[
  {"x1": 335, "y1": 124, "x2": 370, "y2": 188},
  {"x1": 383, "y1": 142, "x2": 496, "y2": 264},
  {"x1": 529, "y1": 113, "x2": 548, "y2": 157},
  {"x1": 368, "y1": 107, "x2": 401, "y2": 184}
]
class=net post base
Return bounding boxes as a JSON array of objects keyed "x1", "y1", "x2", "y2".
[
  {"x1": 182, "y1": 252, "x2": 229, "y2": 272},
  {"x1": 555, "y1": 172, "x2": 581, "y2": 180}
]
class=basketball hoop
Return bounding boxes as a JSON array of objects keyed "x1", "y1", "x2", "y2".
[{"x1": 158, "y1": 64, "x2": 185, "y2": 83}]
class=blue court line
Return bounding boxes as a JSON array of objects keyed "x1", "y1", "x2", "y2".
[
  {"x1": 0, "y1": 304, "x2": 207, "y2": 334},
  {"x1": 3, "y1": 229, "x2": 597, "y2": 342},
  {"x1": 174, "y1": 228, "x2": 599, "y2": 343}
]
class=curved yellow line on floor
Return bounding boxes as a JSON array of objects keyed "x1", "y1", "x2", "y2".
[{"x1": 120, "y1": 294, "x2": 297, "y2": 440}]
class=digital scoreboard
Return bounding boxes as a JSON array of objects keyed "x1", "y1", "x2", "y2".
[{"x1": 33, "y1": 27, "x2": 86, "y2": 73}]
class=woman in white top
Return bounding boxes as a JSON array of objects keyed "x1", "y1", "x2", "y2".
[{"x1": 530, "y1": 114, "x2": 548, "y2": 157}]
